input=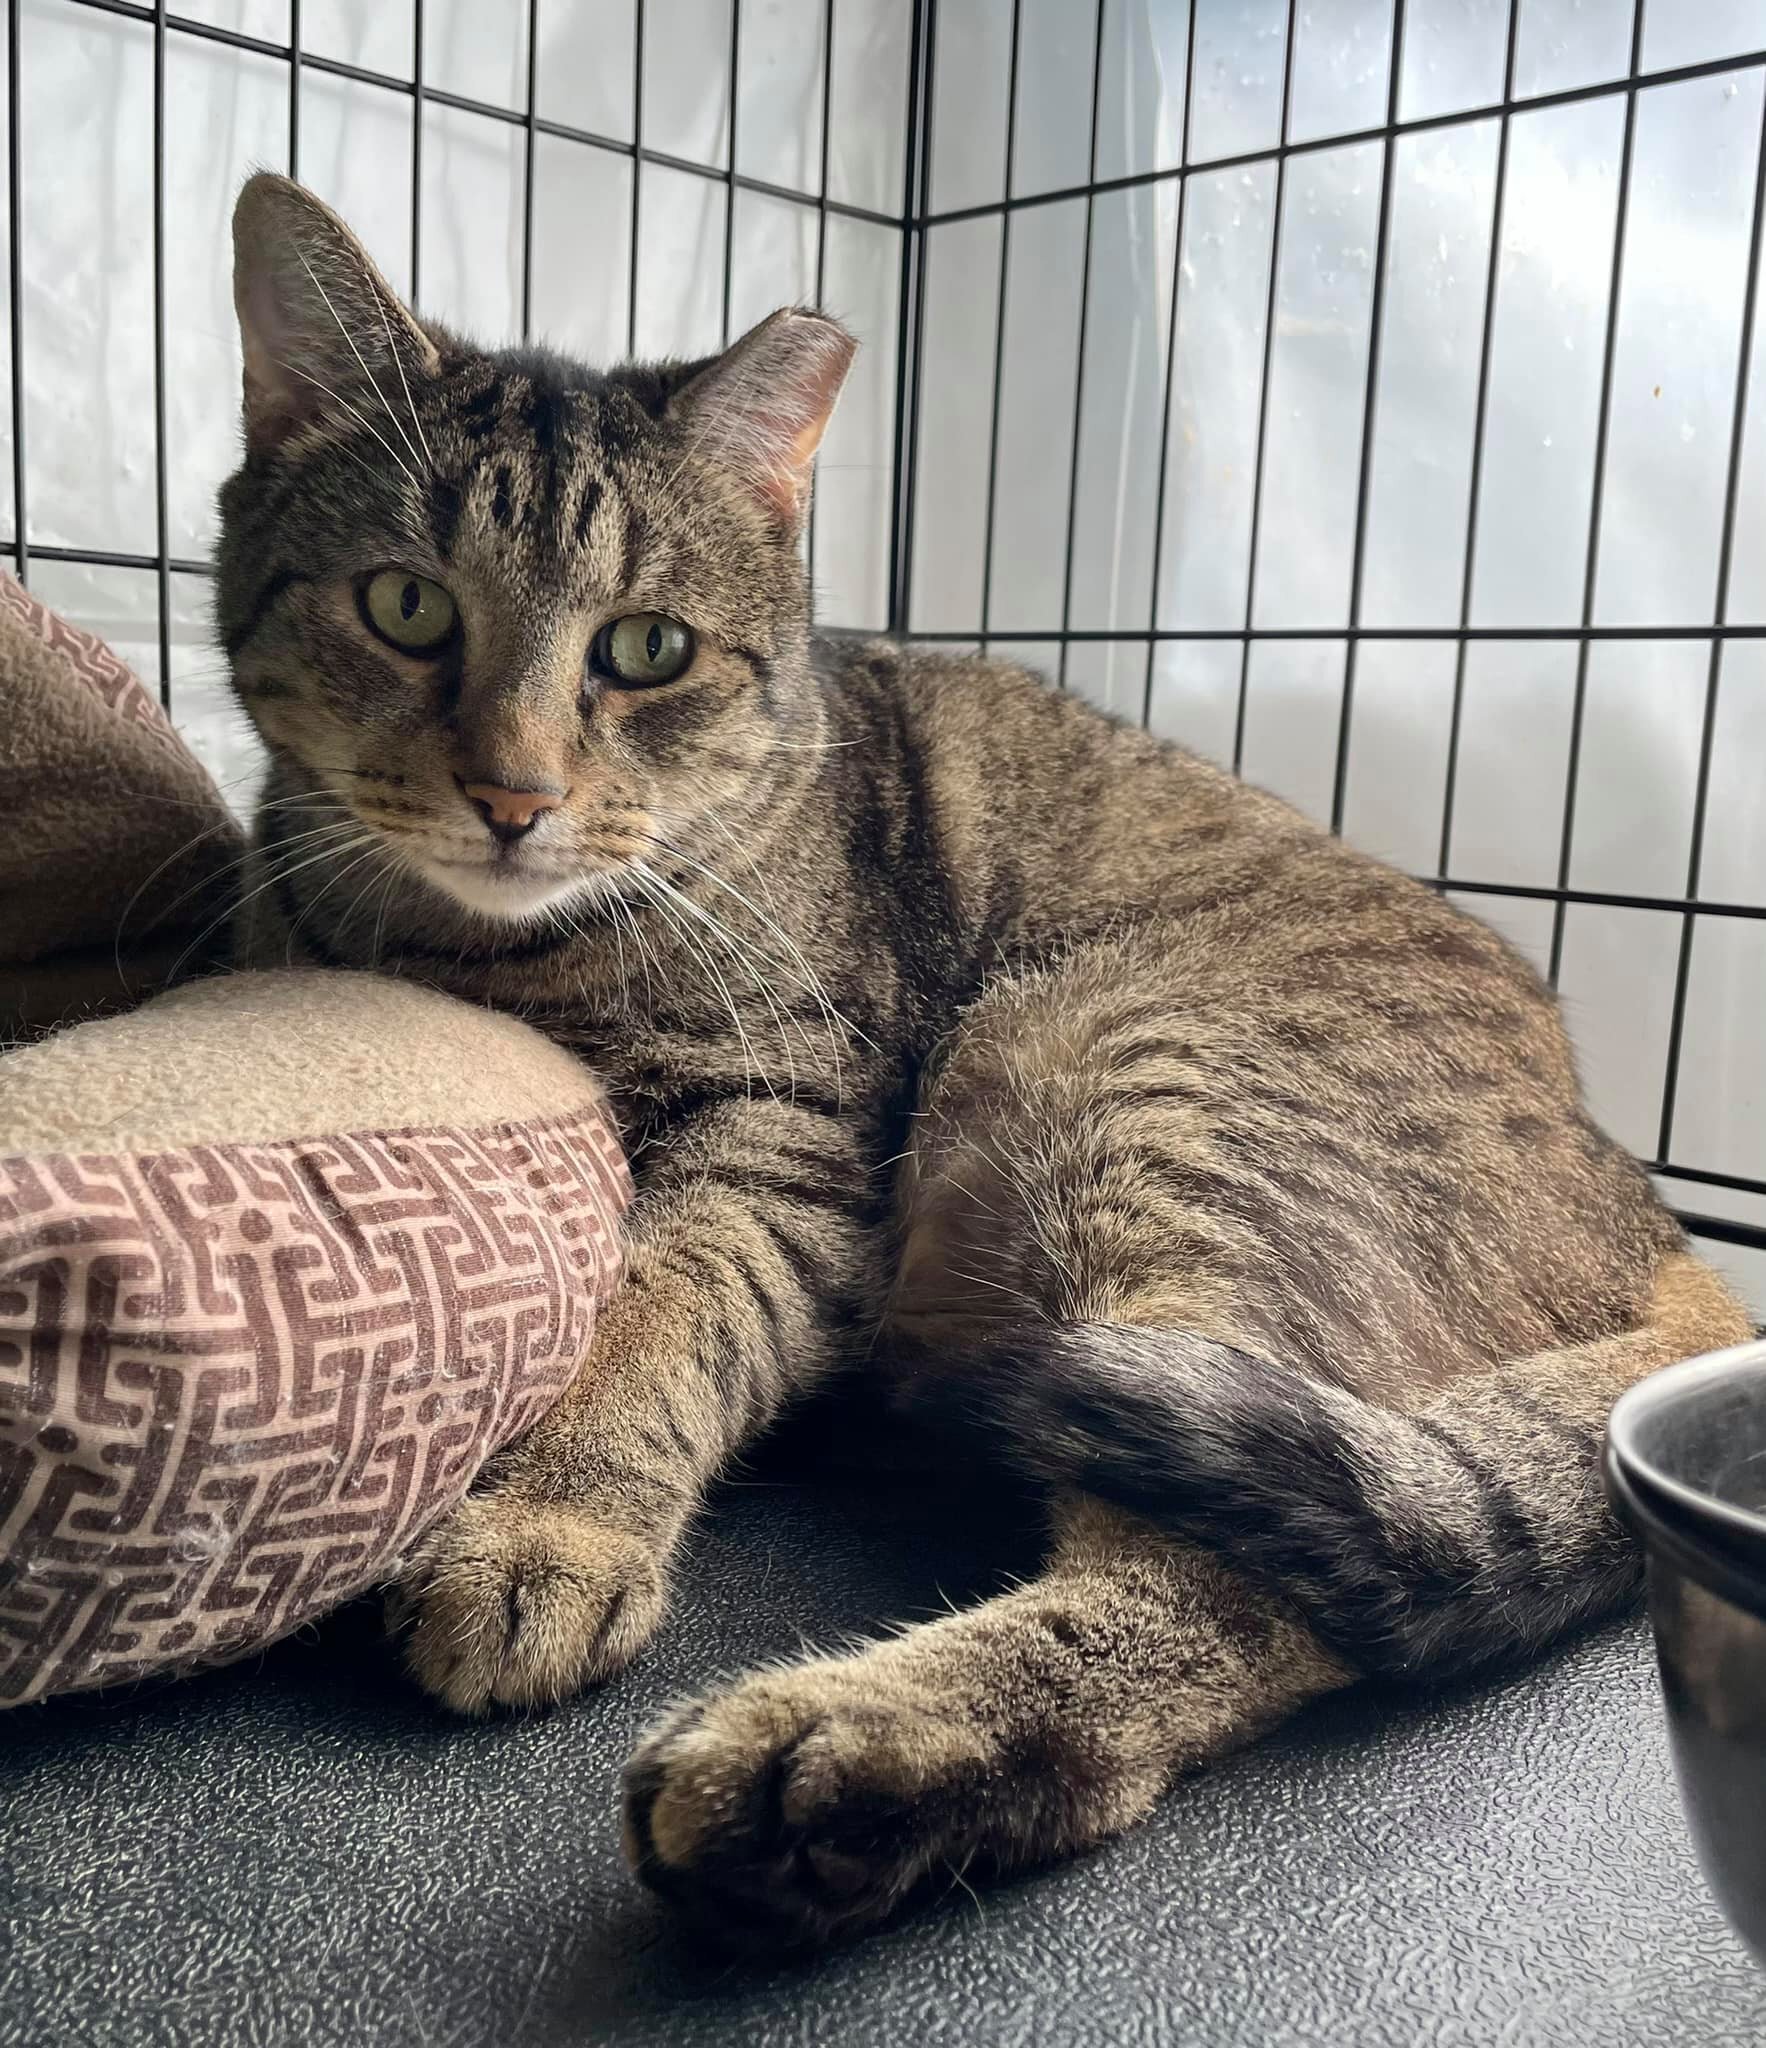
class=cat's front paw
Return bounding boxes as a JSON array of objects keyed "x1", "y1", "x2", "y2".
[
  {"x1": 621, "y1": 1663, "x2": 1003, "y2": 1945},
  {"x1": 389, "y1": 1495, "x2": 666, "y2": 1714}
]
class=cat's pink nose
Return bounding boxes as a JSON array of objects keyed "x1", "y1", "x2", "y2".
[{"x1": 458, "y1": 779, "x2": 566, "y2": 842}]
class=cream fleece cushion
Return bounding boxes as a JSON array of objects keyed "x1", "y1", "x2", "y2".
[{"x1": 0, "y1": 970, "x2": 630, "y2": 1704}]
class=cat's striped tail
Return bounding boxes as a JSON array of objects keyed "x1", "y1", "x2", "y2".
[{"x1": 921, "y1": 1252, "x2": 1748, "y2": 1681}]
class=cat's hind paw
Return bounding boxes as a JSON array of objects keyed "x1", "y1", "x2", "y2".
[{"x1": 621, "y1": 1662, "x2": 1007, "y2": 1945}]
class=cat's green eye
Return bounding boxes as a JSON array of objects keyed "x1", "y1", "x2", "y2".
[
  {"x1": 361, "y1": 570, "x2": 458, "y2": 654},
  {"x1": 593, "y1": 612, "x2": 695, "y2": 689}
]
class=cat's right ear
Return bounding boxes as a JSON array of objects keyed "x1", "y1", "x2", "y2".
[{"x1": 232, "y1": 171, "x2": 438, "y2": 456}]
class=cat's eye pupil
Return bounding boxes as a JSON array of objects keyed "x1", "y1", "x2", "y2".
[
  {"x1": 400, "y1": 580, "x2": 420, "y2": 622},
  {"x1": 646, "y1": 622, "x2": 662, "y2": 663}
]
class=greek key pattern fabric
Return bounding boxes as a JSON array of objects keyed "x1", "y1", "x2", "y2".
[
  {"x1": 0, "y1": 568, "x2": 185, "y2": 759},
  {"x1": 0, "y1": 1106, "x2": 630, "y2": 1703}
]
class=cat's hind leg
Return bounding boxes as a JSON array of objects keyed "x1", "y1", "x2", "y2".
[{"x1": 623, "y1": 1495, "x2": 1349, "y2": 1944}]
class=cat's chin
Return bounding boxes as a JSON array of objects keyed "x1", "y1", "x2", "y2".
[{"x1": 412, "y1": 855, "x2": 592, "y2": 926}]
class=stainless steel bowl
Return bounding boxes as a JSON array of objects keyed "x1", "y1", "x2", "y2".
[{"x1": 1606, "y1": 1338, "x2": 1766, "y2": 1965}]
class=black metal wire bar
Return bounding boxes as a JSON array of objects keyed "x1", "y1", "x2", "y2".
[
  {"x1": 1139, "y1": 0, "x2": 1201, "y2": 730},
  {"x1": 889, "y1": 0, "x2": 935, "y2": 634},
  {"x1": 1232, "y1": 0, "x2": 1299, "y2": 768},
  {"x1": 151, "y1": 0, "x2": 170, "y2": 708},
  {"x1": 1651, "y1": 1159, "x2": 1766, "y2": 1199},
  {"x1": 418, "y1": 118, "x2": 901, "y2": 225},
  {"x1": 804, "y1": 0, "x2": 834, "y2": 584},
  {"x1": 852, "y1": 617, "x2": 1766, "y2": 643},
  {"x1": 813, "y1": 0, "x2": 833, "y2": 301},
  {"x1": 9, "y1": 0, "x2": 26, "y2": 588},
  {"x1": 1438, "y1": 0, "x2": 1521, "y2": 880},
  {"x1": 287, "y1": 0, "x2": 300, "y2": 179},
  {"x1": 1431, "y1": 875, "x2": 1766, "y2": 922},
  {"x1": 2, "y1": 540, "x2": 208, "y2": 575},
  {"x1": 1053, "y1": 0, "x2": 1107, "y2": 689},
  {"x1": 720, "y1": 0, "x2": 739, "y2": 347},
  {"x1": 706, "y1": 160, "x2": 890, "y2": 226},
  {"x1": 1676, "y1": 1211, "x2": 1766, "y2": 1253},
  {"x1": 1653, "y1": 77, "x2": 1766, "y2": 1167},
  {"x1": 724, "y1": 163, "x2": 893, "y2": 228},
  {"x1": 627, "y1": 0, "x2": 643, "y2": 354},
  {"x1": 521, "y1": 0, "x2": 538, "y2": 341},
  {"x1": 975, "y1": 0, "x2": 1020, "y2": 639},
  {"x1": 1330, "y1": 0, "x2": 1405, "y2": 832},
  {"x1": 410, "y1": 0, "x2": 424, "y2": 304},
  {"x1": 1547, "y1": 0, "x2": 1645, "y2": 985}
]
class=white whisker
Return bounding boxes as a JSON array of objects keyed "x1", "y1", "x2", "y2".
[
  {"x1": 630, "y1": 863, "x2": 775, "y2": 1106},
  {"x1": 112, "y1": 814, "x2": 243, "y2": 986},
  {"x1": 182, "y1": 826, "x2": 379, "y2": 982},
  {"x1": 330, "y1": 836, "x2": 406, "y2": 958},
  {"x1": 294, "y1": 246, "x2": 429, "y2": 478},
  {"x1": 633, "y1": 857, "x2": 813, "y2": 1103},
  {"x1": 283, "y1": 836, "x2": 388, "y2": 964},
  {"x1": 275, "y1": 354, "x2": 417, "y2": 492},
  {"x1": 372, "y1": 284, "x2": 435, "y2": 470},
  {"x1": 646, "y1": 830, "x2": 880, "y2": 1103},
  {"x1": 131, "y1": 815, "x2": 366, "y2": 971}
]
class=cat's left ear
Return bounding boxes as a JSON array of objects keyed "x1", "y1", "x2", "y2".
[
  {"x1": 232, "y1": 171, "x2": 439, "y2": 456},
  {"x1": 671, "y1": 308, "x2": 857, "y2": 537}
]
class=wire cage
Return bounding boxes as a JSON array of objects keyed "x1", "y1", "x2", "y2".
[{"x1": 7, "y1": 0, "x2": 1765, "y2": 1307}]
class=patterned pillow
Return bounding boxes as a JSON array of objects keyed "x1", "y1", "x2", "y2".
[{"x1": 0, "y1": 969, "x2": 630, "y2": 1705}]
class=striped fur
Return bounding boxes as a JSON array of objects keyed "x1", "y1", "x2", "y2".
[{"x1": 217, "y1": 175, "x2": 1753, "y2": 1944}]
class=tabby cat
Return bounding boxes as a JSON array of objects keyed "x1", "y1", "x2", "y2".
[{"x1": 217, "y1": 173, "x2": 1750, "y2": 1943}]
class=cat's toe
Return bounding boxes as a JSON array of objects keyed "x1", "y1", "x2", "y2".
[
  {"x1": 622, "y1": 1669, "x2": 994, "y2": 1944},
  {"x1": 390, "y1": 1496, "x2": 665, "y2": 1714}
]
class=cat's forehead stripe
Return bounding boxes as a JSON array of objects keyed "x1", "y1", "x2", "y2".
[{"x1": 428, "y1": 474, "x2": 462, "y2": 560}]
